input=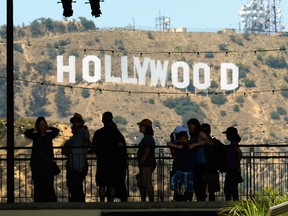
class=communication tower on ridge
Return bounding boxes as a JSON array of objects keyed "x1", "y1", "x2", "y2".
[
  {"x1": 155, "y1": 12, "x2": 171, "y2": 32},
  {"x1": 239, "y1": 0, "x2": 285, "y2": 33}
]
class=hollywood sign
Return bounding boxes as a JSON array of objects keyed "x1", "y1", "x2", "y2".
[{"x1": 57, "y1": 55, "x2": 239, "y2": 90}]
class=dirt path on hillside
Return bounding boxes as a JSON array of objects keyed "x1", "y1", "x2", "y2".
[
  {"x1": 247, "y1": 96, "x2": 267, "y2": 121},
  {"x1": 21, "y1": 43, "x2": 36, "y2": 73}
]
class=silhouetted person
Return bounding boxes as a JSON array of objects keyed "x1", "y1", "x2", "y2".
[
  {"x1": 167, "y1": 126, "x2": 195, "y2": 201},
  {"x1": 222, "y1": 127, "x2": 243, "y2": 201},
  {"x1": 24, "y1": 117, "x2": 59, "y2": 202},
  {"x1": 187, "y1": 118, "x2": 213, "y2": 201},
  {"x1": 63, "y1": 113, "x2": 90, "y2": 202},
  {"x1": 202, "y1": 123, "x2": 220, "y2": 201},
  {"x1": 92, "y1": 112, "x2": 128, "y2": 202},
  {"x1": 136, "y1": 119, "x2": 156, "y2": 202}
]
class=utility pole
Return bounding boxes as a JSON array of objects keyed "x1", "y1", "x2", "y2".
[{"x1": 7, "y1": 0, "x2": 15, "y2": 203}]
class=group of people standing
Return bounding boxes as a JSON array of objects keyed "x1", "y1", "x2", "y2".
[
  {"x1": 167, "y1": 119, "x2": 243, "y2": 202},
  {"x1": 24, "y1": 113, "x2": 242, "y2": 203}
]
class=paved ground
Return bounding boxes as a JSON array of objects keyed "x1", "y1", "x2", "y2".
[{"x1": 0, "y1": 202, "x2": 232, "y2": 216}]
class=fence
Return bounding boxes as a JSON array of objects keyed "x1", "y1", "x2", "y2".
[{"x1": 1, "y1": 145, "x2": 288, "y2": 203}]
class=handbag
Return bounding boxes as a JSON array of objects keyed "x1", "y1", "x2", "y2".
[{"x1": 53, "y1": 162, "x2": 61, "y2": 176}]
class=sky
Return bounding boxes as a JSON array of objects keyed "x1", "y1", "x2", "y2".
[{"x1": 0, "y1": 0, "x2": 287, "y2": 31}]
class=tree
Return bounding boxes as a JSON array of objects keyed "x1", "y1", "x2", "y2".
[
  {"x1": 210, "y1": 94, "x2": 227, "y2": 105},
  {"x1": 55, "y1": 87, "x2": 71, "y2": 117},
  {"x1": 79, "y1": 17, "x2": 96, "y2": 31},
  {"x1": 42, "y1": 18, "x2": 55, "y2": 32},
  {"x1": 35, "y1": 60, "x2": 55, "y2": 75},
  {"x1": 28, "y1": 86, "x2": 50, "y2": 117},
  {"x1": 0, "y1": 25, "x2": 6, "y2": 39},
  {"x1": 30, "y1": 20, "x2": 43, "y2": 37},
  {"x1": 67, "y1": 21, "x2": 78, "y2": 32},
  {"x1": 54, "y1": 21, "x2": 66, "y2": 34}
]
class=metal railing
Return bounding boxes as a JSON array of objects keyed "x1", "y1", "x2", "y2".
[{"x1": 1, "y1": 145, "x2": 288, "y2": 203}]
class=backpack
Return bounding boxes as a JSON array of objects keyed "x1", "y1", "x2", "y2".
[{"x1": 206, "y1": 138, "x2": 228, "y2": 173}]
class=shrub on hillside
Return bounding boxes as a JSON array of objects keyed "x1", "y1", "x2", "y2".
[
  {"x1": 277, "y1": 106, "x2": 287, "y2": 116},
  {"x1": 236, "y1": 96, "x2": 245, "y2": 103},
  {"x1": 233, "y1": 105, "x2": 240, "y2": 112},
  {"x1": 147, "y1": 31, "x2": 154, "y2": 40},
  {"x1": 218, "y1": 43, "x2": 228, "y2": 52},
  {"x1": 154, "y1": 120, "x2": 161, "y2": 129},
  {"x1": 148, "y1": 98, "x2": 155, "y2": 104},
  {"x1": 204, "y1": 52, "x2": 215, "y2": 58},
  {"x1": 270, "y1": 111, "x2": 280, "y2": 120},
  {"x1": 114, "y1": 116, "x2": 128, "y2": 125},
  {"x1": 284, "y1": 75, "x2": 288, "y2": 83},
  {"x1": 67, "y1": 22, "x2": 78, "y2": 32},
  {"x1": 115, "y1": 39, "x2": 125, "y2": 51},
  {"x1": 55, "y1": 87, "x2": 71, "y2": 118},
  {"x1": 220, "y1": 110, "x2": 227, "y2": 117},
  {"x1": 68, "y1": 50, "x2": 79, "y2": 58},
  {"x1": 162, "y1": 96, "x2": 205, "y2": 117},
  {"x1": 265, "y1": 56, "x2": 287, "y2": 69},
  {"x1": 13, "y1": 44, "x2": 23, "y2": 53},
  {"x1": 244, "y1": 78, "x2": 256, "y2": 88},
  {"x1": 229, "y1": 35, "x2": 244, "y2": 46},
  {"x1": 81, "y1": 89, "x2": 90, "y2": 98},
  {"x1": 210, "y1": 94, "x2": 227, "y2": 105},
  {"x1": 79, "y1": 17, "x2": 96, "y2": 31},
  {"x1": 35, "y1": 60, "x2": 55, "y2": 75},
  {"x1": 281, "y1": 89, "x2": 288, "y2": 99}
]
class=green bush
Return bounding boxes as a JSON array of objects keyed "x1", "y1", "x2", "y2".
[
  {"x1": 67, "y1": 22, "x2": 78, "y2": 32},
  {"x1": 277, "y1": 106, "x2": 287, "y2": 116},
  {"x1": 13, "y1": 43, "x2": 23, "y2": 53},
  {"x1": 68, "y1": 50, "x2": 79, "y2": 58},
  {"x1": 204, "y1": 52, "x2": 215, "y2": 58},
  {"x1": 244, "y1": 78, "x2": 256, "y2": 88},
  {"x1": 147, "y1": 32, "x2": 154, "y2": 40},
  {"x1": 35, "y1": 60, "x2": 55, "y2": 75},
  {"x1": 229, "y1": 35, "x2": 244, "y2": 46},
  {"x1": 95, "y1": 36, "x2": 100, "y2": 43},
  {"x1": 233, "y1": 105, "x2": 240, "y2": 112},
  {"x1": 162, "y1": 96, "x2": 205, "y2": 117},
  {"x1": 284, "y1": 75, "x2": 288, "y2": 83},
  {"x1": 115, "y1": 39, "x2": 125, "y2": 51},
  {"x1": 256, "y1": 54, "x2": 263, "y2": 62},
  {"x1": 210, "y1": 80, "x2": 219, "y2": 89},
  {"x1": 236, "y1": 96, "x2": 245, "y2": 103},
  {"x1": 265, "y1": 56, "x2": 287, "y2": 69},
  {"x1": 79, "y1": 17, "x2": 96, "y2": 31},
  {"x1": 114, "y1": 116, "x2": 128, "y2": 125},
  {"x1": 210, "y1": 94, "x2": 227, "y2": 105},
  {"x1": 220, "y1": 110, "x2": 227, "y2": 117},
  {"x1": 219, "y1": 187, "x2": 288, "y2": 216},
  {"x1": 81, "y1": 89, "x2": 90, "y2": 98},
  {"x1": 148, "y1": 98, "x2": 155, "y2": 104},
  {"x1": 270, "y1": 111, "x2": 280, "y2": 120},
  {"x1": 218, "y1": 43, "x2": 228, "y2": 52},
  {"x1": 154, "y1": 120, "x2": 161, "y2": 129},
  {"x1": 281, "y1": 89, "x2": 288, "y2": 99}
]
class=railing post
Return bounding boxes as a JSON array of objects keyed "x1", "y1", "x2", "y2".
[
  {"x1": 157, "y1": 148, "x2": 164, "y2": 201},
  {"x1": 249, "y1": 147, "x2": 255, "y2": 199}
]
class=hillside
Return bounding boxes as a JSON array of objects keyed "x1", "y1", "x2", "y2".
[{"x1": 0, "y1": 23, "x2": 288, "y2": 146}]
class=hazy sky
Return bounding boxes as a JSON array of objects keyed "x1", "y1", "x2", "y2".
[{"x1": 0, "y1": 0, "x2": 287, "y2": 31}]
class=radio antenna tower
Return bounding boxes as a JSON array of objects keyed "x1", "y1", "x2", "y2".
[
  {"x1": 155, "y1": 11, "x2": 171, "y2": 32},
  {"x1": 239, "y1": 0, "x2": 285, "y2": 34}
]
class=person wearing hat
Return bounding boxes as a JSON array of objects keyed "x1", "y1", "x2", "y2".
[
  {"x1": 167, "y1": 125, "x2": 195, "y2": 201},
  {"x1": 24, "y1": 117, "x2": 59, "y2": 202},
  {"x1": 136, "y1": 118, "x2": 156, "y2": 202},
  {"x1": 222, "y1": 126, "x2": 243, "y2": 201},
  {"x1": 92, "y1": 112, "x2": 128, "y2": 202},
  {"x1": 65, "y1": 113, "x2": 90, "y2": 202}
]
